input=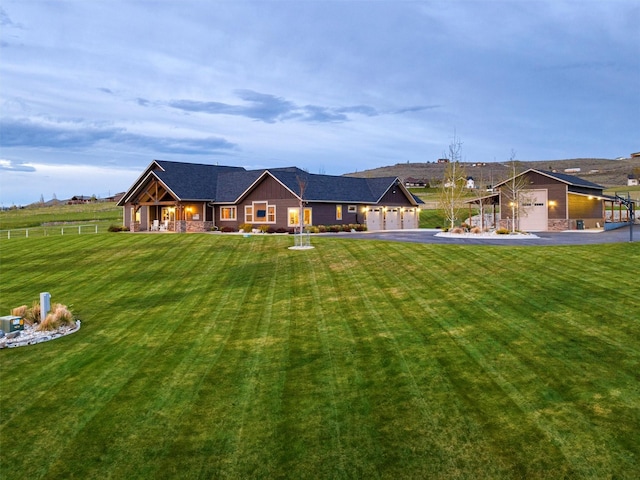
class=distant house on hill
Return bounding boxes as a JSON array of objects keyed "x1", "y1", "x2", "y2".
[
  {"x1": 404, "y1": 177, "x2": 426, "y2": 187},
  {"x1": 628, "y1": 175, "x2": 639, "y2": 187},
  {"x1": 67, "y1": 195, "x2": 93, "y2": 205},
  {"x1": 118, "y1": 160, "x2": 423, "y2": 232},
  {"x1": 466, "y1": 177, "x2": 476, "y2": 189}
]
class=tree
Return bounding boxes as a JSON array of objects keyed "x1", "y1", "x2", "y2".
[
  {"x1": 468, "y1": 167, "x2": 490, "y2": 230},
  {"x1": 438, "y1": 133, "x2": 467, "y2": 229},
  {"x1": 296, "y1": 174, "x2": 308, "y2": 247},
  {"x1": 500, "y1": 150, "x2": 532, "y2": 232}
]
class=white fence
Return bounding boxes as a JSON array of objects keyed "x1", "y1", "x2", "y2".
[{"x1": 0, "y1": 224, "x2": 99, "y2": 239}]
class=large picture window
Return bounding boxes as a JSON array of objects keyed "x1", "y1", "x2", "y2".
[
  {"x1": 220, "y1": 206, "x2": 236, "y2": 221},
  {"x1": 288, "y1": 207, "x2": 312, "y2": 226}
]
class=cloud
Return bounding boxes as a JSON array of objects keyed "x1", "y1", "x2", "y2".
[
  {"x1": 0, "y1": 118, "x2": 237, "y2": 154},
  {"x1": 0, "y1": 159, "x2": 36, "y2": 172},
  {"x1": 0, "y1": 6, "x2": 23, "y2": 29},
  {"x1": 168, "y1": 89, "x2": 435, "y2": 124}
]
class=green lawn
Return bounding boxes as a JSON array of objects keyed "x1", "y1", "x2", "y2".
[
  {"x1": 1, "y1": 233, "x2": 638, "y2": 479},
  {"x1": 0, "y1": 202, "x2": 122, "y2": 231}
]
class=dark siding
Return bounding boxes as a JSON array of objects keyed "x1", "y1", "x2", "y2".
[{"x1": 378, "y1": 187, "x2": 415, "y2": 206}]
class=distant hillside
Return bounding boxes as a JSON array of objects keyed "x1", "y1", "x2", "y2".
[{"x1": 344, "y1": 157, "x2": 640, "y2": 189}]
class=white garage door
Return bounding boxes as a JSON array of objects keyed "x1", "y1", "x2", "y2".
[
  {"x1": 402, "y1": 209, "x2": 419, "y2": 229},
  {"x1": 385, "y1": 208, "x2": 401, "y2": 230},
  {"x1": 519, "y1": 189, "x2": 548, "y2": 231},
  {"x1": 366, "y1": 208, "x2": 384, "y2": 230}
]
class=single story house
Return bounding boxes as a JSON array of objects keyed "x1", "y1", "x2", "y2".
[
  {"x1": 466, "y1": 169, "x2": 610, "y2": 231},
  {"x1": 117, "y1": 160, "x2": 422, "y2": 232}
]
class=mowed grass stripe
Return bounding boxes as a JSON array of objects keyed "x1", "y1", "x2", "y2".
[
  {"x1": 336, "y1": 240, "x2": 521, "y2": 478},
  {"x1": 44, "y1": 236, "x2": 280, "y2": 479},
  {"x1": 1, "y1": 234, "x2": 638, "y2": 479},
  {"x1": 376, "y1": 240, "x2": 639, "y2": 477}
]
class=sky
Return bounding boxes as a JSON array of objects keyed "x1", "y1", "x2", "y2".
[{"x1": 1, "y1": 0, "x2": 638, "y2": 206}]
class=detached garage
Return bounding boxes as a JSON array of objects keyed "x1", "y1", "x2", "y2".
[{"x1": 493, "y1": 169, "x2": 607, "y2": 232}]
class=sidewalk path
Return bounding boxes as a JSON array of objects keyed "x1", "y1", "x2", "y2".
[{"x1": 334, "y1": 226, "x2": 639, "y2": 246}]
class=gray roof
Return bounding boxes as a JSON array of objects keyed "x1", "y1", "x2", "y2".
[
  {"x1": 536, "y1": 169, "x2": 604, "y2": 189},
  {"x1": 121, "y1": 160, "x2": 418, "y2": 205},
  {"x1": 153, "y1": 160, "x2": 245, "y2": 200},
  {"x1": 494, "y1": 168, "x2": 604, "y2": 190}
]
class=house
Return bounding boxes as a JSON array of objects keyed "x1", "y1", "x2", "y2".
[
  {"x1": 117, "y1": 160, "x2": 423, "y2": 232},
  {"x1": 67, "y1": 195, "x2": 93, "y2": 205},
  {"x1": 467, "y1": 169, "x2": 610, "y2": 231},
  {"x1": 404, "y1": 177, "x2": 426, "y2": 187},
  {"x1": 628, "y1": 175, "x2": 639, "y2": 187},
  {"x1": 465, "y1": 176, "x2": 476, "y2": 189}
]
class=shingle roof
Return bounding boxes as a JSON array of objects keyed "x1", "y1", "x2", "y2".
[
  {"x1": 121, "y1": 160, "x2": 418, "y2": 205},
  {"x1": 493, "y1": 168, "x2": 604, "y2": 190},
  {"x1": 153, "y1": 160, "x2": 246, "y2": 200},
  {"x1": 267, "y1": 167, "x2": 400, "y2": 203},
  {"x1": 535, "y1": 169, "x2": 604, "y2": 189}
]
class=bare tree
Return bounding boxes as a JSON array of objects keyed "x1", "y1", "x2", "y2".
[
  {"x1": 500, "y1": 150, "x2": 532, "y2": 232},
  {"x1": 296, "y1": 174, "x2": 307, "y2": 247},
  {"x1": 438, "y1": 133, "x2": 467, "y2": 229}
]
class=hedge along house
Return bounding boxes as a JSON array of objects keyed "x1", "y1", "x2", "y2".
[
  {"x1": 118, "y1": 160, "x2": 422, "y2": 232},
  {"x1": 490, "y1": 169, "x2": 608, "y2": 231}
]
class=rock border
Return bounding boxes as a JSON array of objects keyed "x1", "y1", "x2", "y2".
[{"x1": 0, "y1": 320, "x2": 81, "y2": 349}]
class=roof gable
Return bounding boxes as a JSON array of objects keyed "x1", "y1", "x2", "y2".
[
  {"x1": 494, "y1": 168, "x2": 604, "y2": 190},
  {"x1": 119, "y1": 160, "x2": 420, "y2": 206}
]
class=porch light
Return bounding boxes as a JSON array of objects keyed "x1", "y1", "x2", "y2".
[{"x1": 549, "y1": 201, "x2": 557, "y2": 207}]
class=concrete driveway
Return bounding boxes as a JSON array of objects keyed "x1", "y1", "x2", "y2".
[{"x1": 332, "y1": 226, "x2": 639, "y2": 246}]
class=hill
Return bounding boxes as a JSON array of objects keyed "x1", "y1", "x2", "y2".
[{"x1": 344, "y1": 157, "x2": 640, "y2": 189}]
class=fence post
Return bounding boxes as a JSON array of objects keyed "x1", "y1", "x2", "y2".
[
  {"x1": 79, "y1": 226, "x2": 81, "y2": 234},
  {"x1": 26, "y1": 229, "x2": 28, "y2": 238}
]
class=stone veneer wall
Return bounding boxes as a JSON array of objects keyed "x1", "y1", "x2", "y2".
[
  {"x1": 175, "y1": 221, "x2": 214, "y2": 233},
  {"x1": 547, "y1": 219, "x2": 569, "y2": 231},
  {"x1": 131, "y1": 222, "x2": 140, "y2": 232}
]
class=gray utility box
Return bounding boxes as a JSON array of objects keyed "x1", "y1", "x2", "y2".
[{"x1": 0, "y1": 316, "x2": 24, "y2": 333}]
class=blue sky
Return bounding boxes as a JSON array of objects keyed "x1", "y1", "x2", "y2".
[{"x1": 1, "y1": 0, "x2": 638, "y2": 206}]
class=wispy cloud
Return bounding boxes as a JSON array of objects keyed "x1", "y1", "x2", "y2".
[
  {"x1": 0, "y1": 118, "x2": 237, "y2": 154},
  {"x1": 168, "y1": 89, "x2": 437, "y2": 124},
  {"x1": 0, "y1": 159, "x2": 36, "y2": 172}
]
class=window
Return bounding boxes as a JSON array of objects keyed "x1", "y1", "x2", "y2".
[
  {"x1": 336, "y1": 205, "x2": 342, "y2": 220},
  {"x1": 288, "y1": 207, "x2": 312, "y2": 226},
  {"x1": 245, "y1": 202, "x2": 276, "y2": 223},
  {"x1": 220, "y1": 207, "x2": 236, "y2": 221},
  {"x1": 348, "y1": 205, "x2": 357, "y2": 213}
]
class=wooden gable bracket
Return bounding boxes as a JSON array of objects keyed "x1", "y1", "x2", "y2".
[{"x1": 138, "y1": 179, "x2": 172, "y2": 204}]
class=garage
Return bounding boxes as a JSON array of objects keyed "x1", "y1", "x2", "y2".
[{"x1": 518, "y1": 189, "x2": 548, "y2": 231}]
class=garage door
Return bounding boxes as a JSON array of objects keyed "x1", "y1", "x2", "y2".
[
  {"x1": 366, "y1": 208, "x2": 383, "y2": 230},
  {"x1": 519, "y1": 189, "x2": 548, "y2": 231},
  {"x1": 385, "y1": 208, "x2": 401, "y2": 230},
  {"x1": 402, "y1": 208, "x2": 419, "y2": 229}
]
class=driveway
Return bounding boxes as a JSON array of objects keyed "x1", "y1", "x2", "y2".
[{"x1": 333, "y1": 226, "x2": 639, "y2": 246}]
